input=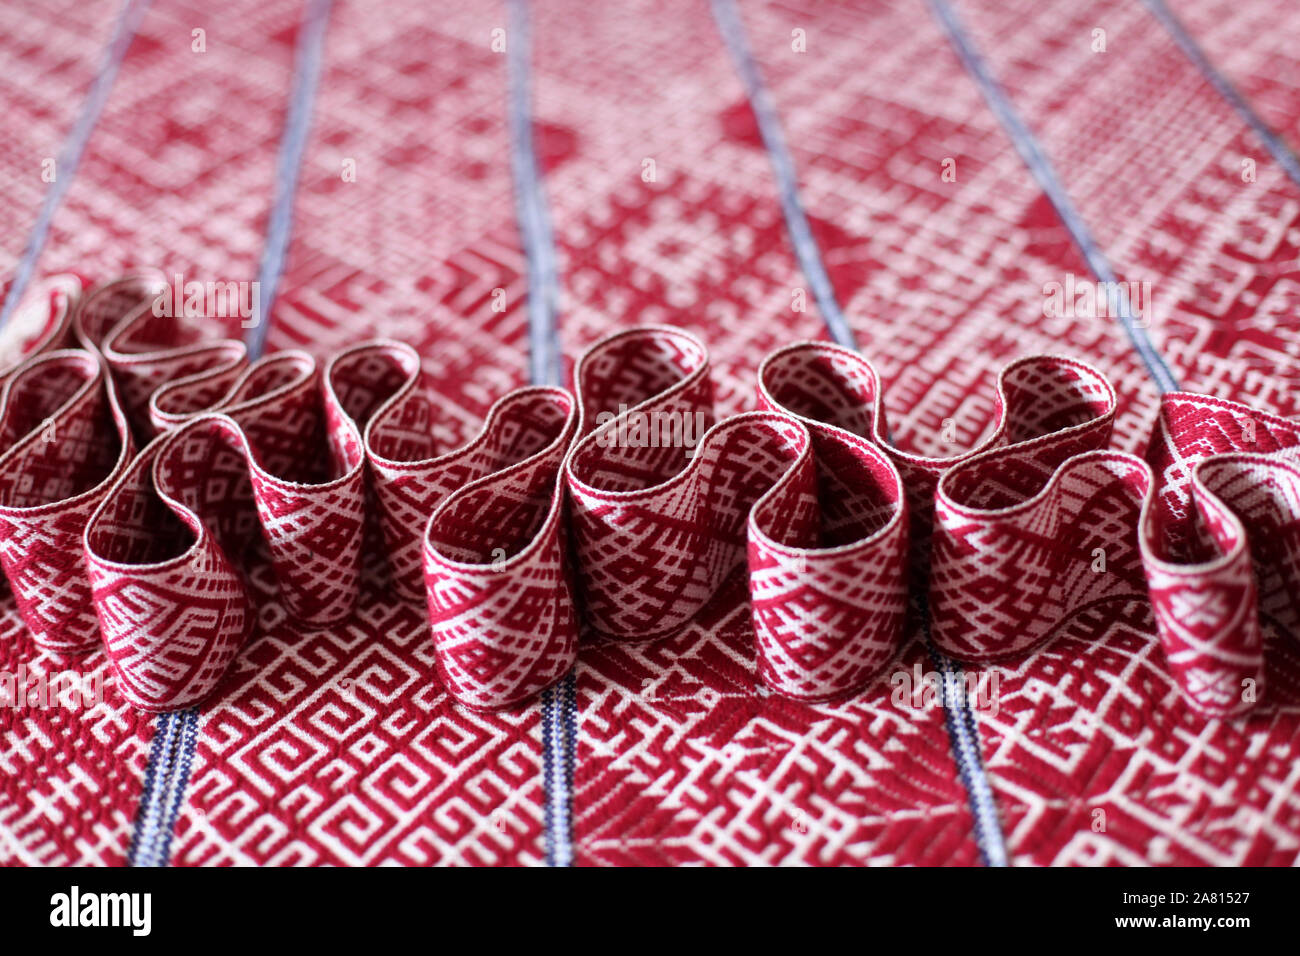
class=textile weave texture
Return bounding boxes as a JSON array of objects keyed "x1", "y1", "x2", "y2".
[{"x1": 1, "y1": 0, "x2": 1299, "y2": 867}]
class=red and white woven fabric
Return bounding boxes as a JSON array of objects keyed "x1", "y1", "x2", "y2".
[{"x1": 1, "y1": 0, "x2": 1299, "y2": 867}]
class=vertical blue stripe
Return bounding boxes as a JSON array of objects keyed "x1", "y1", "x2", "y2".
[
  {"x1": 928, "y1": 0, "x2": 1180, "y2": 395},
  {"x1": 709, "y1": 0, "x2": 856, "y2": 350},
  {"x1": 246, "y1": 0, "x2": 335, "y2": 360},
  {"x1": 507, "y1": 0, "x2": 563, "y2": 387},
  {"x1": 1141, "y1": 0, "x2": 1300, "y2": 190},
  {"x1": 540, "y1": 678, "x2": 577, "y2": 866},
  {"x1": 711, "y1": 0, "x2": 1009, "y2": 866},
  {"x1": 0, "y1": 0, "x2": 151, "y2": 331},
  {"x1": 128, "y1": 707, "x2": 198, "y2": 867},
  {"x1": 128, "y1": 0, "x2": 335, "y2": 865},
  {"x1": 925, "y1": 624, "x2": 1008, "y2": 866},
  {"x1": 506, "y1": 0, "x2": 575, "y2": 867}
]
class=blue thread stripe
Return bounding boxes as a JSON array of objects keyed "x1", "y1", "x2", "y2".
[
  {"x1": 540, "y1": 683, "x2": 555, "y2": 865},
  {"x1": 508, "y1": 0, "x2": 563, "y2": 387},
  {"x1": 558, "y1": 670, "x2": 577, "y2": 865},
  {"x1": 711, "y1": 0, "x2": 1008, "y2": 866},
  {"x1": 927, "y1": 632, "x2": 1007, "y2": 867},
  {"x1": 928, "y1": 0, "x2": 1179, "y2": 395},
  {"x1": 245, "y1": 0, "x2": 335, "y2": 360},
  {"x1": 507, "y1": 0, "x2": 574, "y2": 867},
  {"x1": 127, "y1": 708, "x2": 171, "y2": 865},
  {"x1": 540, "y1": 678, "x2": 576, "y2": 867},
  {"x1": 128, "y1": 707, "x2": 198, "y2": 866},
  {"x1": 0, "y1": 0, "x2": 151, "y2": 331},
  {"x1": 128, "y1": 0, "x2": 335, "y2": 866},
  {"x1": 709, "y1": 0, "x2": 856, "y2": 350},
  {"x1": 1141, "y1": 0, "x2": 1300, "y2": 189}
]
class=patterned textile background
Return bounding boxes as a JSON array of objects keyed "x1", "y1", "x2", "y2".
[{"x1": 1, "y1": 0, "x2": 1299, "y2": 866}]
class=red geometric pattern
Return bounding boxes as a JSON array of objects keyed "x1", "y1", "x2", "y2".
[
  {"x1": 8, "y1": 273, "x2": 1297, "y2": 727},
  {"x1": 2, "y1": 274, "x2": 582, "y2": 713},
  {"x1": 4, "y1": 0, "x2": 1300, "y2": 869},
  {"x1": 947, "y1": 0, "x2": 1300, "y2": 865},
  {"x1": 170, "y1": 0, "x2": 546, "y2": 868}
]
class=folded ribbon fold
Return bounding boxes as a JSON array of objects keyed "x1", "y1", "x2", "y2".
[
  {"x1": 566, "y1": 329, "x2": 910, "y2": 701},
  {"x1": 2, "y1": 273, "x2": 1298, "y2": 718},
  {"x1": 1, "y1": 273, "x2": 580, "y2": 711}
]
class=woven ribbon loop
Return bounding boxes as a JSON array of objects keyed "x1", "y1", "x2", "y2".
[{"x1": 2, "y1": 274, "x2": 1297, "y2": 717}]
